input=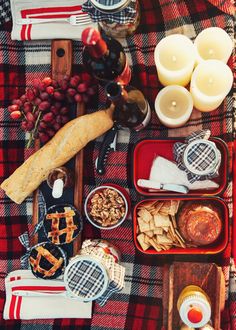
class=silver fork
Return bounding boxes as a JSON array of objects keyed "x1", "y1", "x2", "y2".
[{"x1": 16, "y1": 14, "x2": 92, "y2": 26}]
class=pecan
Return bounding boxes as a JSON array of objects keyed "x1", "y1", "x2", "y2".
[{"x1": 89, "y1": 188, "x2": 126, "y2": 227}]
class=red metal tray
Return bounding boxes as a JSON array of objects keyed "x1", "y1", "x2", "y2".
[
  {"x1": 133, "y1": 197, "x2": 228, "y2": 255},
  {"x1": 132, "y1": 138, "x2": 228, "y2": 197}
]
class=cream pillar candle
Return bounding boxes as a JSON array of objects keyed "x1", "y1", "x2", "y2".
[
  {"x1": 190, "y1": 60, "x2": 233, "y2": 112},
  {"x1": 155, "y1": 85, "x2": 193, "y2": 128},
  {"x1": 154, "y1": 34, "x2": 196, "y2": 87},
  {"x1": 194, "y1": 27, "x2": 233, "y2": 64}
]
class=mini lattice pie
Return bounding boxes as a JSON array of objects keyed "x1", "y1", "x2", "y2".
[
  {"x1": 29, "y1": 242, "x2": 65, "y2": 279},
  {"x1": 44, "y1": 205, "x2": 81, "y2": 245}
]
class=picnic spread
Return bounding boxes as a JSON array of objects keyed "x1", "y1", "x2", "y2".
[{"x1": 0, "y1": 0, "x2": 235, "y2": 329}]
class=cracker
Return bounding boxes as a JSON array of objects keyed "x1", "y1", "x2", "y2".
[
  {"x1": 154, "y1": 214, "x2": 170, "y2": 227},
  {"x1": 137, "y1": 233, "x2": 151, "y2": 251},
  {"x1": 156, "y1": 234, "x2": 173, "y2": 245},
  {"x1": 159, "y1": 200, "x2": 172, "y2": 215},
  {"x1": 152, "y1": 202, "x2": 164, "y2": 215},
  {"x1": 137, "y1": 208, "x2": 153, "y2": 223},
  {"x1": 149, "y1": 218, "x2": 155, "y2": 231},
  {"x1": 148, "y1": 237, "x2": 162, "y2": 252},
  {"x1": 142, "y1": 200, "x2": 157, "y2": 209},
  {"x1": 169, "y1": 200, "x2": 180, "y2": 216},
  {"x1": 154, "y1": 227, "x2": 163, "y2": 235},
  {"x1": 162, "y1": 226, "x2": 169, "y2": 232},
  {"x1": 145, "y1": 230, "x2": 154, "y2": 238},
  {"x1": 136, "y1": 199, "x2": 187, "y2": 253},
  {"x1": 170, "y1": 215, "x2": 177, "y2": 229},
  {"x1": 137, "y1": 217, "x2": 150, "y2": 232}
]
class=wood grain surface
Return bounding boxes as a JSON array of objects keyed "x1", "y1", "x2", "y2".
[
  {"x1": 32, "y1": 39, "x2": 84, "y2": 254},
  {"x1": 162, "y1": 262, "x2": 225, "y2": 330}
]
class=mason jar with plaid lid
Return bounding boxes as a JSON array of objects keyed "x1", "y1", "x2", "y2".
[
  {"x1": 173, "y1": 130, "x2": 221, "y2": 183},
  {"x1": 82, "y1": 0, "x2": 140, "y2": 38},
  {"x1": 64, "y1": 239, "x2": 125, "y2": 306}
]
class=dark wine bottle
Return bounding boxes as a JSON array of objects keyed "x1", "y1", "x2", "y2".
[
  {"x1": 81, "y1": 27, "x2": 131, "y2": 85},
  {"x1": 105, "y1": 81, "x2": 151, "y2": 131}
]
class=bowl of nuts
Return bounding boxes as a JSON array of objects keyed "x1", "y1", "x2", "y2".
[{"x1": 84, "y1": 185, "x2": 129, "y2": 229}]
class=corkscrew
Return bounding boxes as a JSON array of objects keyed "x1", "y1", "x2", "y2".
[{"x1": 95, "y1": 124, "x2": 118, "y2": 175}]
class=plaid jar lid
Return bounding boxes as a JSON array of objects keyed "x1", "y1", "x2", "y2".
[
  {"x1": 173, "y1": 130, "x2": 221, "y2": 183},
  {"x1": 90, "y1": 0, "x2": 131, "y2": 12},
  {"x1": 64, "y1": 256, "x2": 109, "y2": 302},
  {"x1": 82, "y1": 0, "x2": 137, "y2": 23},
  {"x1": 183, "y1": 139, "x2": 221, "y2": 176}
]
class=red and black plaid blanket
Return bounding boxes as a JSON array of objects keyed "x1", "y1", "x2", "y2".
[{"x1": 0, "y1": 0, "x2": 235, "y2": 329}]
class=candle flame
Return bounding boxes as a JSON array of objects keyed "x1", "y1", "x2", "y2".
[
  {"x1": 208, "y1": 77, "x2": 213, "y2": 84},
  {"x1": 208, "y1": 49, "x2": 214, "y2": 56},
  {"x1": 169, "y1": 101, "x2": 177, "y2": 112},
  {"x1": 172, "y1": 55, "x2": 177, "y2": 62}
]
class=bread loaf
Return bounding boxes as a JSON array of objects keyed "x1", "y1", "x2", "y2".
[{"x1": 1, "y1": 108, "x2": 114, "y2": 204}]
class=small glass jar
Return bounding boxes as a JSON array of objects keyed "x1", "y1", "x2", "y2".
[
  {"x1": 91, "y1": 0, "x2": 140, "y2": 38},
  {"x1": 64, "y1": 239, "x2": 124, "y2": 303},
  {"x1": 81, "y1": 238, "x2": 121, "y2": 262},
  {"x1": 183, "y1": 140, "x2": 221, "y2": 177},
  {"x1": 177, "y1": 285, "x2": 211, "y2": 328},
  {"x1": 47, "y1": 166, "x2": 74, "y2": 189}
]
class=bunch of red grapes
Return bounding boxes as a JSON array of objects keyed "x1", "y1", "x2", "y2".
[{"x1": 8, "y1": 74, "x2": 97, "y2": 146}]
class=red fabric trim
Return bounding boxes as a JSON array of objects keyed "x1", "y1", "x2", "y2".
[
  {"x1": 27, "y1": 25, "x2": 32, "y2": 41},
  {"x1": 20, "y1": 5, "x2": 83, "y2": 40},
  {"x1": 15, "y1": 297, "x2": 22, "y2": 319},
  {"x1": 21, "y1": 5, "x2": 82, "y2": 16},
  {"x1": 9, "y1": 295, "x2": 16, "y2": 319},
  {"x1": 12, "y1": 286, "x2": 66, "y2": 291}
]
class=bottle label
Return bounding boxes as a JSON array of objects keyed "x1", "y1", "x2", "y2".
[
  {"x1": 115, "y1": 60, "x2": 131, "y2": 85},
  {"x1": 134, "y1": 101, "x2": 152, "y2": 131}
]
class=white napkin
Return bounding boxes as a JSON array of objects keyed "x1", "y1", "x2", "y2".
[
  {"x1": 10, "y1": 0, "x2": 97, "y2": 41},
  {"x1": 150, "y1": 156, "x2": 219, "y2": 190},
  {"x1": 4, "y1": 270, "x2": 92, "y2": 320}
]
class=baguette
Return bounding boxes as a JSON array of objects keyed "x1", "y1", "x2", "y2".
[{"x1": 1, "y1": 108, "x2": 114, "y2": 204}]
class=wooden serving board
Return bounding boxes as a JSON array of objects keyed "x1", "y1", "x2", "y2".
[
  {"x1": 32, "y1": 40, "x2": 84, "y2": 254},
  {"x1": 162, "y1": 262, "x2": 225, "y2": 330}
]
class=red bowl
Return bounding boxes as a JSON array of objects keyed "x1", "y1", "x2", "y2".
[
  {"x1": 132, "y1": 138, "x2": 228, "y2": 197},
  {"x1": 133, "y1": 197, "x2": 228, "y2": 255}
]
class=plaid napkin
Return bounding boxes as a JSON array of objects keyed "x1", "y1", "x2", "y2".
[
  {"x1": 10, "y1": 0, "x2": 97, "y2": 40},
  {"x1": 82, "y1": 0, "x2": 137, "y2": 23},
  {"x1": 173, "y1": 130, "x2": 221, "y2": 183}
]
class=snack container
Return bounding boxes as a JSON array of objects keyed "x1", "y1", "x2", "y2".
[
  {"x1": 132, "y1": 138, "x2": 228, "y2": 197},
  {"x1": 84, "y1": 184, "x2": 130, "y2": 230},
  {"x1": 133, "y1": 197, "x2": 228, "y2": 255}
]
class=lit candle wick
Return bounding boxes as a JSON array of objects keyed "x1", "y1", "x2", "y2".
[
  {"x1": 172, "y1": 55, "x2": 177, "y2": 62},
  {"x1": 208, "y1": 49, "x2": 214, "y2": 56},
  {"x1": 208, "y1": 77, "x2": 213, "y2": 84},
  {"x1": 170, "y1": 101, "x2": 177, "y2": 111}
]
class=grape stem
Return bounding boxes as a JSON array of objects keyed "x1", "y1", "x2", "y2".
[{"x1": 26, "y1": 111, "x2": 42, "y2": 148}]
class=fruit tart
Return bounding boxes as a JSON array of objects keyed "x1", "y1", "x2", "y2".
[
  {"x1": 29, "y1": 242, "x2": 67, "y2": 279},
  {"x1": 43, "y1": 204, "x2": 82, "y2": 245}
]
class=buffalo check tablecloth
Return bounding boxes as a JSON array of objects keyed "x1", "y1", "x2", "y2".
[{"x1": 0, "y1": 0, "x2": 235, "y2": 329}]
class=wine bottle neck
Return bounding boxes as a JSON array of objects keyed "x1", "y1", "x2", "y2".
[
  {"x1": 106, "y1": 82, "x2": 129, "y2": 105},
  {"x1": 87, "y1": 39, "x2": 108, "y2": 59}
]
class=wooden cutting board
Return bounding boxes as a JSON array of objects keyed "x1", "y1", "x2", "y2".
[
  {"x1": 32, "y1": 40, "x2": 84, "y2": 254},
  {"x1": 162, "y1": 262, "x2": 225, "y2": 330}
]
